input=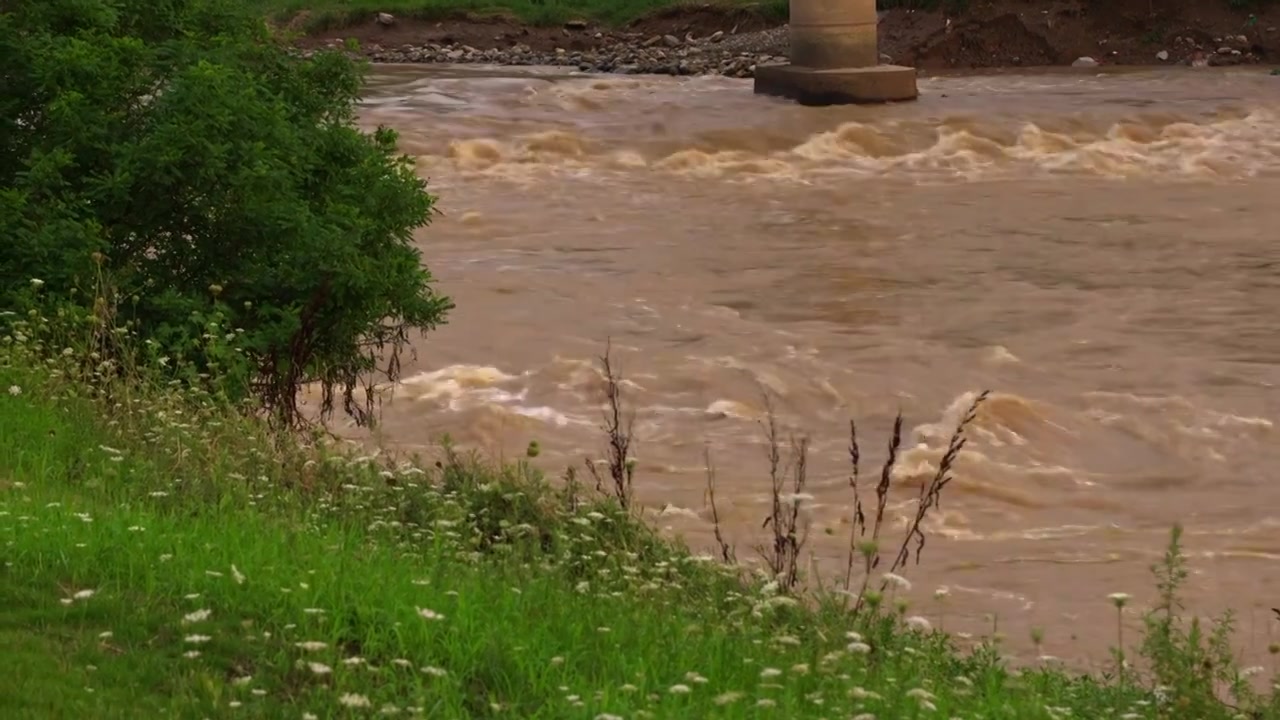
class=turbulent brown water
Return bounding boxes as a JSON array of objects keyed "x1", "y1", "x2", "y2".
[{"x1": 347, "y1": 64, "x2": 1280, "y2": 667}]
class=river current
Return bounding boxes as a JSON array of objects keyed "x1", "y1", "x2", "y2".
[{"x1": 340, "y1": 65, "x2": 1280, "y2": 667}]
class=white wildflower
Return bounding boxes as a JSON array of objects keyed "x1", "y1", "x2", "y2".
[
  {"x1": 339, "y1": 693, "x2": 371, "y2": 708},
  {"x1": 307, "y1": 662, "x2": 331, "y2": 675},
  {"x1": 906, "y1": 615, "x2": 933, "y2": 632},
  {"x1": 881, "y1": 572, "x2": 912, "y2": 591},
  {"x1": 668, "y1": 684, "x2": 691, "y2": 694},
  {"x1": 182, "y1": 609, "x2": 212, "y2": 625},
  {"x1": 7, "y1": 385, "x2": 20, "y2": 396},
  {"x1": 416, "y1": 607, "x2": 444, "y2": 621}
]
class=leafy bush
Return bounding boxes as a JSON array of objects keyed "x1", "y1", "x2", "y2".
[{"x1": 0, "y1": 0, "x2": 452, "y2": 426}]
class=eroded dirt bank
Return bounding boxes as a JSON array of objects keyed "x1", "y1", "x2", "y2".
[{"x1": 293, "y1": 0, "x2": 1280, "y2": 76}]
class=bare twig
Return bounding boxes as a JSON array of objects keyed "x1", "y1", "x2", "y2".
[
  {"x1": 850, "y1": 413, "x2": 902, "y2": 615},
  {"x1": 755, "y1": 392, "x2": 811, "y2": 593},
  {"x1": 844, "y1": 418, "x2": 862, "y2": 589},
  {"x1": 890, "y1": 390, "x2": 989, "y2": 573},
  {"x1": 704, "y1": 445, "x2": 736, "y2": 564},
  {"x1": 584, "y1": 340, "x2": 636, "y2": 510}
]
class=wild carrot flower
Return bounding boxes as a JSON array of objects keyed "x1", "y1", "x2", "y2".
[
  {"x1": 182, "y1": 609, "x2": 212, "y2": 624},
  {"x1": 881, "y1": 572, "x2": 911, "y2": 591},
  {"x1": 339, "y1": 694, "x2": 371, "y2": 708},
  {"x1": 416, "y1": 607, "x2": 444, "y2": 621},
  {"x1": 714, "y1": 691, "x2": 744, "y2": 705},
  {"x1": 906, "y1": 615, "x2": 932, "y2": 632}
]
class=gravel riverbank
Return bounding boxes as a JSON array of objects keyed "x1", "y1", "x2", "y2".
[
  {"x1": 310, "y1": 26, "x2": 794, "y2": 78},
  {"x1": 295, "y1": 2, "x2": 1280, "y2": 79}
]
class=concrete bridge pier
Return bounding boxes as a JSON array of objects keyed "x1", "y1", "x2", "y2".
[{"x1": 753, "y1": 0, "x2": 918, "y2": 105}]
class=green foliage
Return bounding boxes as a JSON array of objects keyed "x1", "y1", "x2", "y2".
[
  {"x1": 1137, "y1": 524, "x2": 1261, "y2": 715},
  {"x1": 1, "y1": 0, "x2": 452, "y2": 427},
  {"x1": 0, "y1": 345, "x2": 1164, "y2": 719}
]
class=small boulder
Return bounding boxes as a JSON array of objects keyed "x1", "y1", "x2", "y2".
[
  {"x1": 376, "y1": 12, "x2": 395, "y2": 26},
  {"x1": 663, "y1": 34, "x2": 680, "y2": 48},
  {"x1": 1156, "y1": 50, "x2": 1169, "y2": 61},
  {"x1": 1071, "y1": 56, "x2": 1098, "y2": 68}
]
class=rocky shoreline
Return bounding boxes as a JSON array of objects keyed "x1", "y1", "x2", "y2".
[
  {"x1": 308, "y1": 29, "x2": 1270, "y2": 81},
  {"x1": 295, "y1": 3, "x2": 1280, "y2": 79},
  {"x1": 310, "y1": 24, "x2": 792, "y2": 78}
]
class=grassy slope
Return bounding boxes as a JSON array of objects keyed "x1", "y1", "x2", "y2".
[
  {"x1": 248, "y1": 0, "x2": 783, "y2": 30},
  {"x1": 0, "y1": 343, "x2": 1178, "y2": 719}
]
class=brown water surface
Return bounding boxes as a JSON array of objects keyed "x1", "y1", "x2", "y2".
[{"x1": 348, "y1": 65, "x2": 1280, "y2": 667}]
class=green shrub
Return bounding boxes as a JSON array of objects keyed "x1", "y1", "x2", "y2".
[{"x1": 0, "y1": 0, "x2": 452, "y2": 427}]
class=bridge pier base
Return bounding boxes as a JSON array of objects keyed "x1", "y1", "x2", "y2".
[{"x1": 753, "y1": 0, "x2": 918, "y2": 105}]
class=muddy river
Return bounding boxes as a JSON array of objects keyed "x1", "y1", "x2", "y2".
[{"x1": 347, "y1": 65, "x2": 1280, "y2": 668}]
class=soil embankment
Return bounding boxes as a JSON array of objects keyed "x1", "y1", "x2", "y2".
[{"x1": 291, "y1": 0, "x2": 1280, "y2": 76}]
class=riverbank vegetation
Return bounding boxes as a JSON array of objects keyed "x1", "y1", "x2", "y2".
[
  {"x1": 5, "y1": 295, "x2": 1277, "y2": 719},
  {"x1": 251, "y1": 0, "x2": 789, "y2": 31},
  {"x1": 249, "y1": 0, "x2": 1280, "y2": 35},
  {"x1": 5, "y1": 0, "x2": 1280, "y2": 718}
]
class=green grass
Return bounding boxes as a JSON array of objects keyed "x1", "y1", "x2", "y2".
[
  {"x1": 1, "y1": 307, "x2": 1277, "y2": 719},
  {"x1": 248, "y1": 0, "x2": 786, "y2": 32}
]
